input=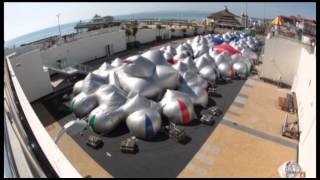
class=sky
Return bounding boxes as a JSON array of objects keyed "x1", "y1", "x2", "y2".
[{"x1": 4, "y1": 2, "x2": 316, "y2": 41}]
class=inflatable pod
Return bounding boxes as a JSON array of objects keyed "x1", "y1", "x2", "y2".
[
  {"x1": 213, "y1": 44, "x2": 241, "y2": 55},
  {"x1": 111, "y1": 57, "x2": 124, "y2": 67},
  {"x1": 232, "y1": 61, "x2": 248, "y2": 79},
  {"x1": 126, "y1": 108, "x2": 162, "y2": 139},
  {"x1": 218, "y1": 61, "x2": 234, "y2": 80},
  {"x1": 155, "y1": 64, "x2": 180, "y2": 89},
  {"x1": 142, "y1": 50, "x2": 167, "y2": 65},
  {"x1": 160, "y1": 90, "x2": 196, "y2": 125},
  {"x1": 178, "y1": 80, "x2": 208, "y2": 107}
]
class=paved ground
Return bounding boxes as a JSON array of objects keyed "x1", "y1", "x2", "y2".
[
  {"x1": 178, "y1": 73, "x2": 298, "y2": 178},
  {"x1": 33, "y1": 77, "x2": 246, "y2": 178},
  {"x1": 32, "y1": 103, "x2": 112, "y2": 178}
]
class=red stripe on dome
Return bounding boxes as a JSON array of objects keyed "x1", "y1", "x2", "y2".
[
  {"x1": 123, "y1": 59, "x2": 129, "y2": 64},
  {"x1": 167, "y1": 59, "x2": 178, "y2": 64},
  {"x1": 177, "y1": 98, "x2": 190, "y2": 125},
  {"x1": 230, "y1": 65, "x2": 234, "y2": 80}
]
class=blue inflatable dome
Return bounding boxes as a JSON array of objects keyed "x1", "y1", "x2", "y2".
[{"x1": 210, "y1": 37, "x2": 224, "y2": 44}]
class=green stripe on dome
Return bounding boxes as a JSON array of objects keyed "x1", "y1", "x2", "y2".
[{"x1": 88, "y1": 114, "x2": 96, "y2": 128}]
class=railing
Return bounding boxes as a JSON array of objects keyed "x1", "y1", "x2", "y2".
[{"x1": 4, "y1": 54, "x2": 82, "y2": 178}]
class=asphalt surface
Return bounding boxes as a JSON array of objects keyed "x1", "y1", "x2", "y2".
[{"x1": 41, "y1": 77, "x2": 245, "y2": 178}]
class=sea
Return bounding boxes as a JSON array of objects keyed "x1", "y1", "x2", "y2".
[{"x1": 4, "y1": 11, "x2": 209, "y2": 48}]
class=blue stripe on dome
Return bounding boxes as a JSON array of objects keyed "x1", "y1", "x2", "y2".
[{"x1": 145, "y1": 114, "x2": 154, "y2": 139}]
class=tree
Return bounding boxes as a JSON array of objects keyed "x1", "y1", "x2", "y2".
[
  {"x1": 132, "y1": 27, "x2": 138, "y2": 42},
  {"x1": 156, "y1": 24, "x2": 162, "y2": 37},
  {"x1": 194, "y1": 26, "x2": 198, "y2": 35},
  {"x1": 182, "y1": 28, "x2": 187, "y2": 37},
  {"x1": 125, "y1": 28, "x2": 132, "y2": 42}
]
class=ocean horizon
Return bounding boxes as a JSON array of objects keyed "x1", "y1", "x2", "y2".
[{"x1": 4, "y1": 11, "x2": 210, "y2": 48}]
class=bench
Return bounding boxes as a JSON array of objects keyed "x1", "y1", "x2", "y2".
[{"x1": 278, "y1": 92, "x2": 297, "y2": 113}]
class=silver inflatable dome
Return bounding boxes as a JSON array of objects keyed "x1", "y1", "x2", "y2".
[
  {"x1": 182, "y1": 43, "x2": 193, "y2": 52},
  {"x1": 111, "y1": 57, "x2": 124, "y2": 67},
  {"x1": 117, "y1": 69, "x2": 163, "y2": 99},
  {"x1": 95, "y1": 90, "x2": 127, "y2": 110},
  {"x1": 241, "y1": 49, "x2": 258, "y2": 61},
  {"x1": 93, "y1": 62, "x2": 114, "y2": 80},
  {"x1": 199, "y1": 37, "x2": 208, "y2": 45},
  {"x1": 181, "y1": 57, "x2": 198, "y2": 73},
  {"x1": 159, "y1": 46, "x2": 166, "y2": 52},
  {"x1": 195, "y1": 55, "x2": 211, "y2": 70},
  {"x1": 199, "y1": 66, "x2": 217, "y2": 82},
  {"x1": 123, "y1": 55, "x2": 156, "y2": 78},
  {"x1": 218, "y1": 61, "x2": 234, "y2": 80},
  {"x1": 73, "y1": 80, "x2": 84, "y2": 95},
  {"x1": 178, "y1": 81, "x2": 208, "y2": 107},
  {"x1": 209, "y1": 49, "x2": 221, "y2": 59},
  {"x1": 232, "y1": 61, "x2": 248, "y2": 79},
  {"x1": 163, "y1": 51, "x2": 174, "y2": 62},
  {"x1": 231, "y1": 54, "x2": 242, "y2": 63},
  {"x1": 222, "y1": 33, "x2": 231, "y2": 42},
  {"x1": 192, "y1": 35, "x2": 201, "y2": 44},
  {"x1": 126, "y1": 108, "x2": 162, "y2": 139},
  {"x1": 70, "y1": 33, "x2": 262, "y2": 137},
  {"x1": 194, "y1": 44, "x2": 209, "y2": 58},
  {"x1": 71, "y1": 93, "x2": 98, "y2": 118},
  {"x1": 242, "y1": 57, "x2": 252, "y2": 71},
  {"x1": 174, "y1": 51, "x2": 189, "y2": 61},
  {"x1": 155, "y1": 64, "x2": 180, "y2": 89},
  {"x1": 81, "y1": 73, "x2": 105, "y2": 94},
  {"x1": 176, "y1": 44, "x2": 190, "y2": 54},
  {"x1": 165, "y1": 45, "x2": 177, "y2": 56},
  {"x1": 160, "y1": 90, "x2": 195, "y2": 125},
  {"x1": 172, "y1": 61, "x2": 190, "y2": 74},
  {"x1": 88, "y1": 107, "x2": 126, "y2": 134},
  {"x1": 194, "y1": 54, "x2": 218, "y2": 82},
  {"x1": 121, "y1": 94, "x2": 161, "y2": 115},
  {"x1": 182, "y1": 70, "x2": 208, "y2": 89},
  {"x1": 142, "y1": 50, "x2": 167, "y2": 65},
  {"x1": 214, "y1": 53, "x2": 231, "y2": 66}
]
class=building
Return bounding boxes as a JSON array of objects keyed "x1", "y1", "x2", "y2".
[
  {"x1": 205, "y1": 6, "x2": 244, "y2": 29},
  {"x1": 74, "y1": 14, "x2": 121, "y2": 33},
  {"x1": 240, "y1": 12, "x2": 249, "y2": 28},
  {"x1": 276, "y1": 15, "x2": 316, "y2": 37}
]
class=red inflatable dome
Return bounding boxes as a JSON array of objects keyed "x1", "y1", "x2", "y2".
[{"x1": 213, "y1": 44, "x2": 240, "y2": 55}]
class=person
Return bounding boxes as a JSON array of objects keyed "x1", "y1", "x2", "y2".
[
  {"x1": 271, "y1": 25, "x2": 275, "y2": 37},
  {"x1": 297, "y1": 29, "x2": 302, "y2": 41}
]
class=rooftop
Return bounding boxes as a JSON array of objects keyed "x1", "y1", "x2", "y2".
[{"x1": 29, "y1": 35, "x2": 299, "y2": 177}]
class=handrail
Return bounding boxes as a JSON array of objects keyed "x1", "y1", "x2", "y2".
[{"x1": 5, "y1": 53, "x2": 82, "y2": 178}]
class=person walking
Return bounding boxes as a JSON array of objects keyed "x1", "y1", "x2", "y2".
[{"x1": 271, "y1": 25, "x2": 275, "y2": 37}]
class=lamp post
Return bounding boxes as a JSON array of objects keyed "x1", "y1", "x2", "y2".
[
  {"x1": 56, "y1": 13, "x2": 62, "y2": 37},
  {"x1": 245, "y1": 2, "x2": 248, "y2": 29}
]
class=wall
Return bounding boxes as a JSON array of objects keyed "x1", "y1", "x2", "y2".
[
  {"x1": 172, "y1": 29, "x2": 184, "y2": 37},
  {"x1": 197, "y1": 27, "x2": 205, "y2": 35},
  {"x1": 261, "y1": 38, "x2": 316, "y2": 177},
  {"x1": 159, "y1": 29, "x2": 170, "y2": 40},
  {"x1": 135, "y1": 29, "x2": 157, "y2": 44},
  {"x1": 72, "y1": 26, "x2": 121, "y2": 41},
  {"x1": 291, "y1": 47, "x2": 316, "y2": 178},
  {"x1": 260, "y1": 37, "x2": 307, "y2": 86},
  {"x1": 186, "y1": 28, "x2": 195, "y2": 36},
  {"x1": 41, "y1": 30, "x2": 127, "y2": 68},
  {"x1": 9, "y1": 49, "x2": 53, "y2": 102}
]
